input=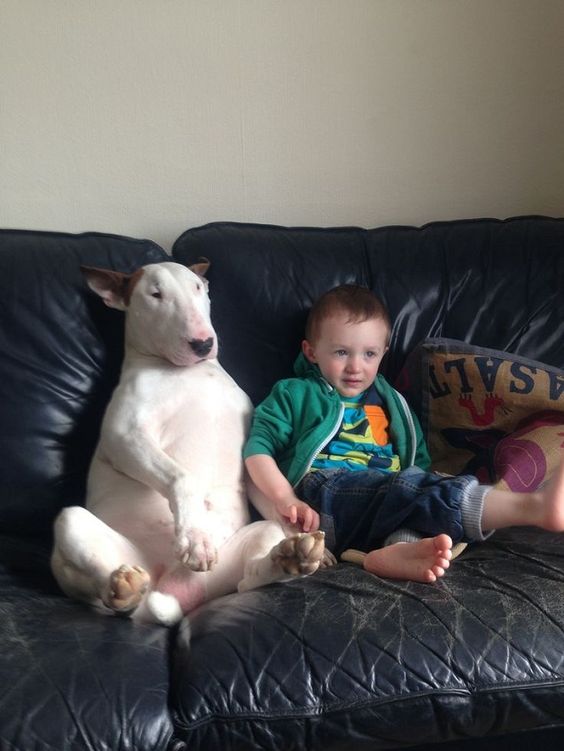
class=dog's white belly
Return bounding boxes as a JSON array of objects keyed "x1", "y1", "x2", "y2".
[
  {"x1": 87, "y1": 462, "x2": 176, "y2": 562},
  {"x1": 163, "y1": 366, "x2": 249, "y2": 484},
  {"x1": 87, "y1": 361, "x2": 252, "y2": 558}
]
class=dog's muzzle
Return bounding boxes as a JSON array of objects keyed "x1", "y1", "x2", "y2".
[{"x1": 189, "y1": 337, "x2": 214, "y2": 357}]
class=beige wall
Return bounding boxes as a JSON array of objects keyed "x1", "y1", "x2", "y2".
[{"x1": 2, "y1": 0, "x2": 563, "y2": 251}]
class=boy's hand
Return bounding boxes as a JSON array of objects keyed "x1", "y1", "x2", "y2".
[
  {"x1": 244, "y1": 455, "x2": 320, "y2": 532},
  {"x1": 276, "y1": 497, "x2": 320, "y2": 533}
]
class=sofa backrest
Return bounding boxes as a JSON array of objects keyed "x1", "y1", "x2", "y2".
[
  {"x1": 2, "y1": 218, "x2": 562, "y2": 540},
  {"x1": 172, "y1": 217, "x2": 564, "y2": 406},
  {"x1": 0, "y1": 230, "x2": 168, "y2": 538}
]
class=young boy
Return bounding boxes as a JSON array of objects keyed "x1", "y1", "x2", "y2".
[{"x1": 244, "y1": 284, "x2": 564, "y2": 583}]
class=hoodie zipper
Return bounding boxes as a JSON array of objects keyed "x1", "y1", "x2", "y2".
[
  {"x1": 393, "y1": 389, "x2": 417, "y2": 466},
  {"x1": 293, "y1": 383, "x2": 344, "y2": 488}
]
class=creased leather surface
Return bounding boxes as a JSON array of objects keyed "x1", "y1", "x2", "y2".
[
  {"x1": 0, "y1": 535, "x2": 174, "y2": 751},
  {"x1": 171, "y1": 528, "x2": 564, "y2": 750}
]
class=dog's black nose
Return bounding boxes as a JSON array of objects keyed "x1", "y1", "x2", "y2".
[{"x1": 189, "y1": 337, "x2": 214, "y2": 356}]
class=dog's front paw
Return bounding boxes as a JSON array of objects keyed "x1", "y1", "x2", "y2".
[{"x1": 176, "y1": 528, "x2": 218, "y2": 572}]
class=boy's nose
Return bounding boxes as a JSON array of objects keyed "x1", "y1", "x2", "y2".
[{"x1": 346, "y1": 356, "x2": 362, "y2": 372}]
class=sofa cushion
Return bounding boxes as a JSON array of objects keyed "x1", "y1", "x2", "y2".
[
  {"x1": 169, "y1": 217, "x2": 564, "y2": 750},
  {"x1": 398, "y1": 337, "x2": 564, "y2": 481},
  {"x1": 0, "y1": 535, "x2": 174, "y2": 751},
  {"x1": 0, "y1": 230, "x2": 168, "y2": 537},
  {"x1": 171, "y1": 526, "x2": 564, "y2": 749},
  {"x1": 172, "y1": 217, "x2": 564, "y2": 406}
]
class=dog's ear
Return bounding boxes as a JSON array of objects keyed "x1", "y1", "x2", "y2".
[
  {"x1": 189, "y1": 257, "x2": 210, "y2": 279},
  {"x1": 81, "y1": 265, "x2": 136, "y2": 310}
]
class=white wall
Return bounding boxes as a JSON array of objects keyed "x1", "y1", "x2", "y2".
[{"x1": 2, "y1": 0, "x2": 563, "y2": 251}]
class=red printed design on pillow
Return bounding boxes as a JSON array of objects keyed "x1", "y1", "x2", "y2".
[
  {"x1": 396, "y1": 339, "x2": 564, "y2": 490},
  {"x1": 491, "y1": 411, "x2": 564, "y2": 492},
  {"x1": 458, "y1": 393, "x2": 507, "y2": 427},
  {"x1": 495, "y1": 438, "x2": 546, "y2": 492}
]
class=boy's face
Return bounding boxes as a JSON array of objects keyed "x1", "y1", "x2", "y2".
[{"x1": 302, "y1": 313, "x2": 389, "y2": 397}]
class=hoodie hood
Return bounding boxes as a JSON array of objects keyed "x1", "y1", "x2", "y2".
[
  {"x1": 293, "y1": 352, "x2": 328, "y2": 384},
  {"x1": 293, "y1": 351, "x2": 317, "y2": 378}
]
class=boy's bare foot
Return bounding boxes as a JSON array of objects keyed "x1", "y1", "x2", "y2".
[{"x1": 362, "y1": 534, "x2": 453, "y2": 583}]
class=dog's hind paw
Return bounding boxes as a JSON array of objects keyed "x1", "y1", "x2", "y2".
[
  {"x1": 103, "y1": 564, "x2": 150, "y2": 614},
  {"x1": 271, "y1": 531, "x2": 325, "y2": 577},
  {"x1": 321, "y1": 548, "x2": 338, "y2": 568}
]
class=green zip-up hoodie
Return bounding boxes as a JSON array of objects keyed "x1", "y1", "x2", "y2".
[{"x1": 243, "y1": 353, "x2": 431, "y2": 487}]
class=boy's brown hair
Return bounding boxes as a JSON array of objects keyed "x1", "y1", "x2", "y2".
[{"x1": 305, "y1": 284, "x2": 392, "y2": 343}]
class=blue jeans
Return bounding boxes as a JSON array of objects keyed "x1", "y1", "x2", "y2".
[{"x1": 296, "y1": 467, "x2": 479, "y2": 556}]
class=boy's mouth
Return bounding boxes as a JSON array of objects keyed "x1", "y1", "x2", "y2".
[{"x1": 343, "y1": 378, "x2": 363, "y2": 387}]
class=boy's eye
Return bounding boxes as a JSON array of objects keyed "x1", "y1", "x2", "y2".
[
  {"x1": 366, "y1": 351, "x2": 377, "y2": 358},
  {"x1": 335, "y1": 349, "x2": 347, "y2": 357}
]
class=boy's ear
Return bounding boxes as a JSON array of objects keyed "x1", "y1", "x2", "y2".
[{"x1": 302, "y1": 339, "x2": 317, "y2": 363}]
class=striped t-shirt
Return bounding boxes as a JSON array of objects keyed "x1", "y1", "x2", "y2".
[{"x1": 311, "y1": 385, "x2": 400, "y2": 473}]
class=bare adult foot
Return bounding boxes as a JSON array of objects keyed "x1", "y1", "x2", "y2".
[
  {"x1": 540, "y1": 457, "x2": 564, "y2": 531},
  {"x1": 104, "y1": 564, "x2": 150, "y2": 613},
  {"x1": 362, "y1": 534, "x2": 453, "y2": 583},
  {"x1": 271, "y1": 531, "x2": 325, "y2": 576},
  {"x1": 482, "y1": 456, "x2": 564, "y2": 532}
]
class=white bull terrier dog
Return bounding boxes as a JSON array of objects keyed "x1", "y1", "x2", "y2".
[{"x1": 51, "y1": 261, "x2": 326, "y2": 626}]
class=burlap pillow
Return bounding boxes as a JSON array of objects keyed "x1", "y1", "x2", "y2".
[{"x1": 397, "y1": 338, "x2": 564, "y2": 485}]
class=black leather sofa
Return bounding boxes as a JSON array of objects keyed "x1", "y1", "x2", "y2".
[{"x1": 1, "y1": 217, "x2": 564, "y2": 751}]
